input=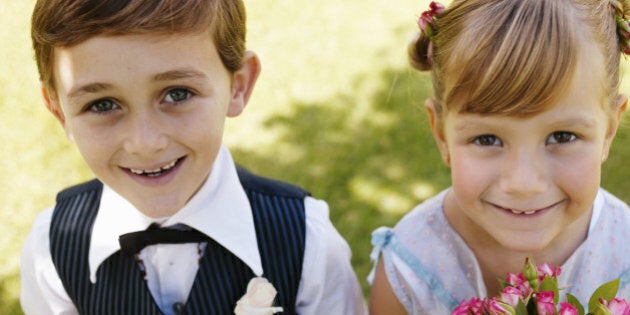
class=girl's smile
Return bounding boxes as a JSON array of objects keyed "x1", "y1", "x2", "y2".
[{"x1": 485, "y1": 200, "x2": 565, "y2": 217}]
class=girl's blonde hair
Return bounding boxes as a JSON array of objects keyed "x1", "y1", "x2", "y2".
[{"x1": 410, "y1": 0, "x2": 630, "y2": 117}]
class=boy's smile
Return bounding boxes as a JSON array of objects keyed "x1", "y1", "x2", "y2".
[{"x1": 48, "y1": 32, "x2": 256, "y2": 217}]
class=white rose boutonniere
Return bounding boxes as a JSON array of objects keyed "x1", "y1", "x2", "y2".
[{"x1": 234, "y1": 277, "x2": 284, "y2": 315}]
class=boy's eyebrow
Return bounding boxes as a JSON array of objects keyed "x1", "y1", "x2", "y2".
[
  {"x1": 153, "y1": 69, "x2": 209, "y2": 82},
  {"x1": 66, "y1": 69, "x2": 208, "y2": 99},
  {"x1": 67, "y1": 83, "x2": 113, "y2": 99}
]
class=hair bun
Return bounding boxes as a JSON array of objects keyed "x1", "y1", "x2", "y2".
[{"x1": 408, "y1": 31, "x2": 433, "y2": 71}]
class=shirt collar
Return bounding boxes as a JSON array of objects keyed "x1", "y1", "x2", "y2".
[{"x1": 88, "y1": 145, "x2": 263, "y2": 283}]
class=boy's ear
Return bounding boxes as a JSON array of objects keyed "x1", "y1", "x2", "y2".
[
  {"x1": 42, "y1": 86, "x2": 66, "y2": 125},
  {"x1": 227, "y1": 51, "x2": 261, "y2": 117},
  {"x1": 425, "y1": 99, "x2": 450, "y2": 166}
]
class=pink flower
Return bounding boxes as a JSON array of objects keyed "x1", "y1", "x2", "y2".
[
  {"x1": 615, "y1": 15, "x2": 630, "y2": 55},
  {"x1": 506, "y1": 272, "x2": 533, "y2": 297},
  {"x1": 417, "y1": 12, "x2": 434, "y2": 32},
  {"x1": 417, "y1": 1, "x2": 445, "y2": 38},
  {"x1": 601, "y1": 297, "x2": 630, "y2": 315},
  {"x1": 452, "y1": 298, "x2": 487, "y2": 315},
  {"x1": 487, "y1": 298, "x2": 514, "y2": 315},
  {"x1": 499, "y1": 286, "x2": 523, "y2": 308},
  {"x1": 451, "y1": 300, "x2": 471, "y2": 315},
  {"x1": 537, "y1": 263, "x2": 561, "y2": 281},
  {"x1": 558, "y1": 302, "x2": 578, "y2": 315},
  {"x1": 535, "y1": 292, "x2": 555, "y2": 315}
]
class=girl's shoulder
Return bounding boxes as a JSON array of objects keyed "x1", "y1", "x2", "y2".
[
  {"x1": 370, "y1": 188, "x2": 482, "y2": 311},
  {"x1": 393, "y1": 189, "x2": 450, "y2": 233}
]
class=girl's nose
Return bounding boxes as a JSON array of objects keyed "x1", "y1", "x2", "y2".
[
  {"x1": 499, "y1": 148, "x2": 549, "y2": 196},
  {"x1": 122, "y1": 110, "x2": 168, "y2": 156}
]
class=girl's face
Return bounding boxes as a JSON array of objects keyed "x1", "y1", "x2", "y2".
[{"x1": 429, "y1": 43, "x2": 626, "y2": 253}]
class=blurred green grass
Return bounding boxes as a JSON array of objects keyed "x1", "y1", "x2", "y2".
[{"x1": 3, "y1": 1, "x2": 630, "y2": 314}]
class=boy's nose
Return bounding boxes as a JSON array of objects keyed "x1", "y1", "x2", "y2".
[
  {"x1": 123, "y1": 110, "x2": 168, "y2": 156},
  {"x1": 498, "y1": 148, "x2": 549, "y2": 196}
]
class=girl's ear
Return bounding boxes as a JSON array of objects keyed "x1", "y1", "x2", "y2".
[
  {"x1": 602, "y1": 93, "x2": 628, "y2": 162},
  {"x1": 425, "y1": 99, "x2": 450, "y2": 166},
  {"x1": 42, "y1": 86, "x2": 65, "y2": 125},
  {"x1": 227, "y1": 51, "x2": 261, "y2": 117}
]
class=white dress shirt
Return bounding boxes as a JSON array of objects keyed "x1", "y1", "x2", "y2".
[{"x1": 21, "y1": 145, "x2": 367, "y2": 315}]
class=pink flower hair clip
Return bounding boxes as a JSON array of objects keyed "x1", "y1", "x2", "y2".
[
  {"x1": 418, "y1": 1, "x2": 445, "y2": 40},
  {"x1": 616, "y1": 13, "x2": 630, "y2": 55}
]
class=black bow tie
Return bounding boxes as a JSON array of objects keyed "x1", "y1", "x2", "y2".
[{"x1": 118, "y1": 223, "x2": 209, "y2": 256}]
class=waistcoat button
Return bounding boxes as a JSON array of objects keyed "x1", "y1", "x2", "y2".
[{"x1": 173, "y1": 302, "x2": 185, "y2": 314}]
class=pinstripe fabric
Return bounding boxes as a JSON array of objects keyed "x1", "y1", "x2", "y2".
[{"x1": 49, "y1": 168, "x2": 307, "y2": 315}]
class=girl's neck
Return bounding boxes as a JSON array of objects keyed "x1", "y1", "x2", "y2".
[{"x1": 442, "y1": 191, "x2": 592, "y2": 297}]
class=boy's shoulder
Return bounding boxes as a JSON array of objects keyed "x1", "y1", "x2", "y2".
[
  {"x1": 56, "y1": 178, "x2": 103, "y2": 202},
  {"x1": 236, "y1": 165, "x2": 311, "y2": 199}
]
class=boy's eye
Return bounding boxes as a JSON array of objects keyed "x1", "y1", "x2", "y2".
[
  {"x1": 164, "y1": 88, "x2": 192, "y2": 103},
  {"x1": 473, "y1": 135, "x2": 502, "y2": 146},
  {"x1": 87, "y1": 99, "x2": 118, "y2": 113},
  {"x1": 547, "y1": 131, "x2": 576, "y2": 144}
]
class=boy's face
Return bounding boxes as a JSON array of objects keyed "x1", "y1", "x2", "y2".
[{"x1": 47, "y1": 32, "x2": 258, "y2": 217}]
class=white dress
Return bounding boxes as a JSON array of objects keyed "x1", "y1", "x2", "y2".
[{"x1": 369, "y1": 188, "x2": 630, "y2": 315}]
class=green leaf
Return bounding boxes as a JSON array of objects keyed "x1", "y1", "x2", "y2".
[
  {"x1": 498, "y1": 278, "x2": 511, "y2": 290},
  {"x1": 539, "y1": 276, "x2": 559, "y2": 305},
  {"x1": 526, "y1": 298, "x2": 538, "y2": 315},
  {"x1": 588, "y1": 278, "x2": 620, "y2": 313},
  {"x1": 523, "y1": 257, "x2": 539, "y2": 291},
  {"x1": 591, "y1": 303, "x2": 613, "y2": 315},
  {"x1": 515, "y1": 300, "x2": 528, "y2": 315},
  {"x1": 566, "y1": 293, "x2": 585, "y2": 315}
]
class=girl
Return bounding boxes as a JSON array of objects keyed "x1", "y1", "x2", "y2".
[{"x1": 369, "y1": 0, "x2": 630, "y2": 314}]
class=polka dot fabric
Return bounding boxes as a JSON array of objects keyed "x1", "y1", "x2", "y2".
[{"x1": 369, "y1": 189, "x2": 630, "y2": 314}]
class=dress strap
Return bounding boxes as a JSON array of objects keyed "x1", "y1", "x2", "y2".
[{"x1": 369, "y1": 226, "x2": 460, "y2": 309}]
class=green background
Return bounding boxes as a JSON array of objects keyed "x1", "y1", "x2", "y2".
[{"x1": 3, "y1": 1, "x2": 630, "y2": 313}]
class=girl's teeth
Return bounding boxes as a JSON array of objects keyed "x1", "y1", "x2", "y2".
[{"x1": 510, "y1": 209, "x2": 537, "y2": 215}]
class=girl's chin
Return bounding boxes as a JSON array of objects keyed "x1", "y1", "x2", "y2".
[{"x1": 495, "y1": 234, "x2": 553, "y2": 254}]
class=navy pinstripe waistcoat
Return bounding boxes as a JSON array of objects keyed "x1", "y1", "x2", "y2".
[{"x1": 49, "y1": 167, "x2": 308, "y2": 315}]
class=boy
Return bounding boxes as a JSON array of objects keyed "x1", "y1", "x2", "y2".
[{"x1": 21, "y1": 0, "x2": 366, "y2": 314}]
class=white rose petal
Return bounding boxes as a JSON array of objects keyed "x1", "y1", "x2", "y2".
[{"x1": 234, "y1": 277, "x2": 284, "y2": 315}]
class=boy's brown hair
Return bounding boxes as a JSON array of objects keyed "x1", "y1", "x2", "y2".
[{"x1": 32, "y1": 0, "x2": 247, "y2": 101}]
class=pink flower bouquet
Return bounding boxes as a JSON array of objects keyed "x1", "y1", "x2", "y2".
[{"x1": 451, "y1": 258, "x2": 630, "y2": 315}]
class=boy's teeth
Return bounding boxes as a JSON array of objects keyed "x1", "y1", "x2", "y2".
[{"x1": 130, "y1": 159, "x2": 178, "y2": 175}]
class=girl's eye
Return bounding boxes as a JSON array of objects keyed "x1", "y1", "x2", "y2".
[
  {"x1": 87, "y1": 99, "x2": 118, "y2": 113},
  {"x1": 164, "y1": 88, "x2": 192, "y2": 103},
  {"x1": 547, "y1": 131, "x2": 576, "y2": 144},
  {"x1": 473, "y1": 135, "x2": 502, "y2": 146}
]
